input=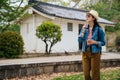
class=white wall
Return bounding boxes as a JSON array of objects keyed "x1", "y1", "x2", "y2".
[
  {"x1": 20, "y1": 15, "x2": 36, "y2": 53},
  {"x1": 51, "y1": 18, "x2": 83, "y2": 52},
  {"x1": 20, "y1": 13, "x2": 106, "y2": 53}
]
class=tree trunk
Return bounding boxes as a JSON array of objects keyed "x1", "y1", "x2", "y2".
[
  {"x1": 72, "y1": 0, "x2": 81, "y2": 8},
  {"x1": 44, "y1": 41, "x2": 49, "y2": 54},
  {"x1": 109, "y1": 0, "x2": 113, "y2": 10},
  {"x1": 48, "y1": 42, "x2": 54, "y2": 54}
]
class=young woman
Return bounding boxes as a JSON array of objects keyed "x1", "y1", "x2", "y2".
[{"x1": 78, "y1": 10, "x2": 105, "y2": 80}]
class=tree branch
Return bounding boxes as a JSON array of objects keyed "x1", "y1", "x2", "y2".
[
  {"x1": 16, "y1": 0, "x2": 23, "y2": 12},
  {"x1": 72, "y1": 0, "x2": 81, "y2": 8}
]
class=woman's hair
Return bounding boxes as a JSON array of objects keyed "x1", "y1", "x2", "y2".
[
  {"x1": 89, "y1": 13, "x2": 101, "y2": 28},
  {"x1": 94, "y1": 19, "x2": 101, "y2": 28}
]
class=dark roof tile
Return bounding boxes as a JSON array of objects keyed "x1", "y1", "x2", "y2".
[{"x1": 29, "y1": 0, "x2": 114, "y2": 25}]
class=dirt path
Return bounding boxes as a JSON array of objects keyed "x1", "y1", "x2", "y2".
[{"x1": 8, "y1": 67, "x2": 120, "y2": 80}]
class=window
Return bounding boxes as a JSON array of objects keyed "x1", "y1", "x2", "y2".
[
  {"x1": 78, "y1": 24, "x2": 83, "y2": 34},
  {"x1": 67, "y1": 23, "x2": 73, "y2": 31}
]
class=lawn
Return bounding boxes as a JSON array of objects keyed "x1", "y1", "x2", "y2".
[{"x1": 53, "y1": 68, "x2": 120, "y2": 80}]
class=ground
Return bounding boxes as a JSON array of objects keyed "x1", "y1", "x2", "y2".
[
  {"x1": 8, "y1": 67, "x2": 120, "y2": 80},
  {"x1": 1, "y1": 53, "x2": 120, "y2": 80}
]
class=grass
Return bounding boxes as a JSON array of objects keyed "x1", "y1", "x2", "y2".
[
  {"x1": 100, "y1": 68, "x2": 120, "y2": 80},
  {"x1": 53, "y1": 68, "x2": 120, "y2": 80}
]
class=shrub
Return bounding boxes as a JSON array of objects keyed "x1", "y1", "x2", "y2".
[
  {"x1": 7, "y1": 24, "x2": 20, "y2": 33},
  {"x1": 105, "y1": 23, "x2": 120, "y2": 33},
  {"x1": 105, "y1": 26, "x2": 115, "y2": 32},
  {"x1": 0, "y1": 31, "x2": 24, "y2": 58},
  {"x1": 115, "y1": 35, "x2": 120, "y2": 52},
  {"x1": 114, "y1": 23, "x2": 120, "y2": 31}
]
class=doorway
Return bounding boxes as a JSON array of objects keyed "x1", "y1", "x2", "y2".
[{"x1": 78, "y1": 24, "x2": 83, "y2": 50}]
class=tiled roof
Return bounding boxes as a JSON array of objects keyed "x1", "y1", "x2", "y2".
[{"x1": 29, "y1": 0, "x2": 114, "y2": 25}]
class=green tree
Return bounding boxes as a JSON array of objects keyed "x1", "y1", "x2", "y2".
[
  {"x1": 90, "y1": 0, "x2": 120, "y2": 21},
  {"x1": 6, "y1": 24, "x2": 20, "y2": 33},
  {"x1": 36, "y1": 21, "x2": 62, "y2": 54},
  {"x1": 39, "y1": 0, "x2": 70, "y2": 6},
  {"x1": 89, "y1": 0, "x2": 120, "y2": 32},
  {"x1": 0, "y1": 0, "x2": 25, "y2": 33}
]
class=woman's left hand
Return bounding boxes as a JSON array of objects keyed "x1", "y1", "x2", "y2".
[{"x1": 87, "y1": 39, "x2": 98, "y2": 45}]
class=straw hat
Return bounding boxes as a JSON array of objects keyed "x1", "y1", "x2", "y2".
[{"x1": 88, "y1": 10, "x2": 99, "y2": 20}]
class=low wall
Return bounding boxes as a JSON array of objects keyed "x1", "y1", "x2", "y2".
[{"x1": 0, "y1": 59, "x2": 120, "y2": 79}]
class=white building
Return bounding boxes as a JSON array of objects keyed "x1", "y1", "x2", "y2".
[{"x1": 18, "y1": 0, "x2": 114, "y2": 53}]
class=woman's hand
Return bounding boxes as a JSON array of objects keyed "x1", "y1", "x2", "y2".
[
  {"x1": 80, "y1": 23, "x2": 88, "y2": 37},
  {"x1": 83, "y1": 23, "x2": 87, "y2": 29},
  {"x1": 87, "y1": 39, "x2": 98, "y2": 45}
]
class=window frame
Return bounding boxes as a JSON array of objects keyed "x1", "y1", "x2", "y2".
[{"x1": 67, "y1": 22, "x2": 73, "y2": 31}]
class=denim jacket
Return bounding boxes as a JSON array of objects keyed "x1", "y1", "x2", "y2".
[{"x1": 78, "y1": 25, "x2": 105, "y2": 53}]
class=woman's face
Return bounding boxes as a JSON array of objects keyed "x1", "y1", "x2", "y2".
[{"x1": 86, "y1": 13, "x2": 95, "y2": 23}]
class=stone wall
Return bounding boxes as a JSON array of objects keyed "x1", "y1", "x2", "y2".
[{"x1": 0, "y1": 59, "x2": 120, "y2": 79}]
